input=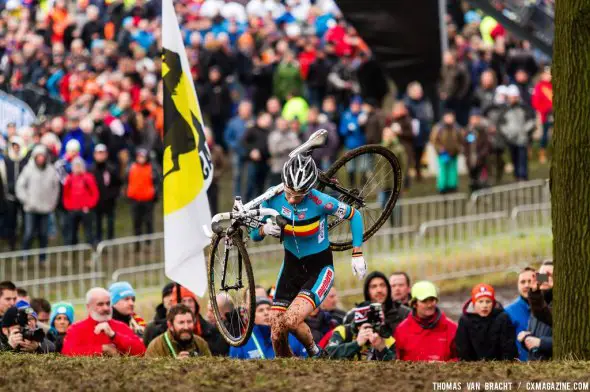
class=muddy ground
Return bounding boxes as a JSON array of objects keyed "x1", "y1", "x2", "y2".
[{"x1": 1, "y1": 354, "x2": 588, "y2": 392}]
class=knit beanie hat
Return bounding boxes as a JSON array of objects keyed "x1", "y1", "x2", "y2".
[
  {"x1": 471, "y1": 283, "x2": 495, "y2": 304},
  {"x1": 108, "y1": 281, "x2": 136, "y2": 306},
  {"x1": 170, "y1": 286, "x2": 198, "y2": 305},
  {"x1": 49, "y1": 302, "x2": 75, "y2": 329},
  {"x1": 162, "y1": 282, "x2": 175, "y2": 299},
  {"x1": 16, "y1": 300, "x2": 37, "y2": 320}
]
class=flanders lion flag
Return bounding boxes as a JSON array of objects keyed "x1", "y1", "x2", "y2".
[{"x1": 162, "y1": 0, "x2": 213, "y2": 296}]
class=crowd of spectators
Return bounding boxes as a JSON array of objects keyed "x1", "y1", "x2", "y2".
[
  {"x1": 0, "y1": 0, "x2": 553, "y2": 253},
  {"x1": 0, "y1": 257, "x2": 553, "y2": 360}
]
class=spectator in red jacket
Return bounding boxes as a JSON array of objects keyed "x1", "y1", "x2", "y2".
[
  {"x1": 63, "y1": 157, "x2": 99, "y2": 246},
  {"x1": 531, "y1": 67, "x2": 553, "y2": 163},
  {"x1": 394, "y1": 281, "x2": 458, "y2": 362},
  {"x1": 62, "y1": 287, "x2": 145, "y2": 357}
]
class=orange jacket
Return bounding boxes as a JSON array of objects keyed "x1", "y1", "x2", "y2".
[{"x1": 126, "y1": 162, "x2": 158, "y2": 202}]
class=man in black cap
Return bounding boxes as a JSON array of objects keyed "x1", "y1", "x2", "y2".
[{"x1": 143, "y1": 282, "x2": 175, "y2": 347}]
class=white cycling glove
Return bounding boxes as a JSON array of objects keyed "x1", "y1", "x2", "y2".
[
  {"x1": 351, "y1": 252, "x2": 367, "y2": 280},
  {"x1": 262, "y1": 218, "x2": 281, "y2": 238}
]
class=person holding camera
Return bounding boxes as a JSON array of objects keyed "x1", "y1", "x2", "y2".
[
  {"x1": 343, "y1": 272, "x2": 411, "y2": 336},
  {"x1": 516, "y1": 260, "x2": 553, "y2": 361},
  {"x1": 145, "y1": 304, "x2": 211, "y2": 358},
  {"x1": 326, "y1": 301, "x2": 396, "y2": 360},
  {"x1": 0, "y1": 305, "x2": 55, "y2": 353}
]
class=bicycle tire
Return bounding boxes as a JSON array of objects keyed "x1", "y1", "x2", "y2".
[
  {"x1": 318, "y1": 144, "x2": 402, "y2": 251},
  {"x1": 208, "y1": 230, "x2": 256, "y2": 347}
]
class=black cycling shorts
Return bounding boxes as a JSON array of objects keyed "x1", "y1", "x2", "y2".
[{"x1": 272, "y1": 248, "x2": 335, "y2": 312}]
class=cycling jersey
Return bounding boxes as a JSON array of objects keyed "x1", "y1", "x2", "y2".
[{"x1": 250, "y1": 188, "x2": 363, "y2": 259}]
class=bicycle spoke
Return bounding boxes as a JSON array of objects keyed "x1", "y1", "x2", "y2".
[
  {"x1": 211, "y1": 234, "x2": 253, "y2": 343},
  {"x1": 320, "y1": 146, "x2": 401, "y2": 249}
]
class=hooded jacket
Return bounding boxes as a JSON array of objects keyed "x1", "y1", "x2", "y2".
[
  {"x1": 63, "y1": 170, "x2": 100, "y2": 211},
  {"x1": 344, "y1": 272, "x2": 411, "y2": 335},
  {"x1": 327, "y1": 298, "x2": 396, "y2": 361},
  {"x1": 4, "y1": 137, "x2": 28, "y2": 200},
  {"x1": 455, "y1": 299, "x2": 518, "y2": 361},
  {"x1": 229, "y1": 324, "x2": 307, "y2": 359},
  {"x1": 15, "y1": 147, "x2": 60, "y2": 213}
]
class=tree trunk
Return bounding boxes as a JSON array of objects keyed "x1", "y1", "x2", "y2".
[{"x1": 552, "y1": 0, "x2": 590, "y2": 359}]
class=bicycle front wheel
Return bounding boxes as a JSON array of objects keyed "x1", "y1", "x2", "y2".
[
  {"x1": 317, "y1": 145, "x2": 402, "y2": 251},
  {"x1": 208, "y1": 230, "x2": 256, "y2": 346}
]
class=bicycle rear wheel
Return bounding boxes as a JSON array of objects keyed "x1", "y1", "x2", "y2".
[
  {"x1": 208, "y1": 230, "x2": 256, "y2": 346},
  {"x1": 317, "y1": 145, "x2": 402, "y2": 251}
]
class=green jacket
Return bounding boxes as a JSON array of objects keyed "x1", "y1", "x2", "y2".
[
  {"x1": 145, "y1": 330, "x2": 211, "y2": 358},
  {"x1": 380, "y1": 138, "x2": 408, "y2": 191},
  {"x1": 273, "y1": 62, "x2": 303, "y2": 102},
  {"x1": 326, "y1": 324, "x2": 396, "y2": 361}
]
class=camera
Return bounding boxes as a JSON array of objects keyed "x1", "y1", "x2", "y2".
[
  {"x1": 353, "y1": 302, "x2": 392, "y2": 339},
  {"x1": 16, "y1": 309, "x2": 45, "y2": 343},
  {"x1": 536, "y1": 272, "x2": 548, "y2": 284}
]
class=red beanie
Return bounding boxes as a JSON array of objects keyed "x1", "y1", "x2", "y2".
[{"x1": 471, "y1": 283, "x2": 495, "y2": 304}]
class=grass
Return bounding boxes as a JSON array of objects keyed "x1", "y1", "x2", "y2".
[{"x1": 1, "y1": 354, "x2": 589, "y2": 392}]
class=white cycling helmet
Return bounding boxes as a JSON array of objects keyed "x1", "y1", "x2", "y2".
[{"x1": 282, "y1": 154, "x2": 318, "y2": 193}]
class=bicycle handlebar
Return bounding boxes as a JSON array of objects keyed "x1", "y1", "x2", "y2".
[
  {"x1": 203, "y1": 208, "x2": 283, "y2": 238},
  {"x1": 211, "y1": 208, "x2": 279, "y2": 223}
]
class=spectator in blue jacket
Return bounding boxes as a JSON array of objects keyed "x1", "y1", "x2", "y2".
[
  {"x1": 224, "y1": 101, "x2": 254, "y2": 197},
  {"x1": 229, "y1": 297, "x2": 307, "y2": 359},
  {"x1": 60, "y1": 118, "x2": 95, "y2": 166},
  {"x1": 505, "y1": 267, "x2": 536, "y2": 361},
  {"x1": 339, "y1": 95, "x2": 367, "y2": 188}
]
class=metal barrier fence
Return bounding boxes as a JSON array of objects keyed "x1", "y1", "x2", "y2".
[
  {"x1": 3, "y1": 180, "x2": 553, "y2": 302},
  {"x1": 96, "y1": 232, "x2": 166, "y2": 292},
  {"x1": 0, "y1": 244, "x2": 98, "y2": 301},
  {"x1": 511, "y1": 203, "x2": 552, "y2": 231},
  {"x1": 468, "y1": 179, "x2": 549, "y2": 215}
]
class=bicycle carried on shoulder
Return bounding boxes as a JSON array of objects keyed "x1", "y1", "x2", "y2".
[{"x1": 205, "y1": 129, "x2": 402, "y2": 346}]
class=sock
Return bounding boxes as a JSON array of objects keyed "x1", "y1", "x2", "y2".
[{"x1": 308, "y1": 343, "x2": 320, "y2": 356}]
